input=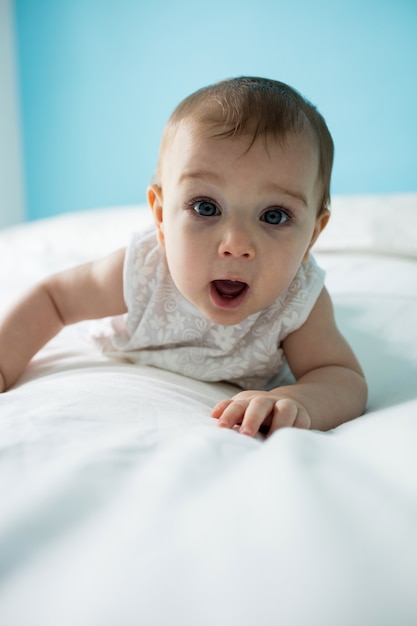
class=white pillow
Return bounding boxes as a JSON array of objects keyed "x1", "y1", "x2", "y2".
[{"x1": 315, "y1": 193, "x2": 417, "y2": 259}]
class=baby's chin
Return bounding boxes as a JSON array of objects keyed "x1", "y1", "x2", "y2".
[{"x1": 200, "y1": 301, "x2": 261, "y2": 327}]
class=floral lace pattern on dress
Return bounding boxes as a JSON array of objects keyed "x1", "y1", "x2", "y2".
[{"x1": 95, "y1": 228, "x2": 325, "y2": 390}]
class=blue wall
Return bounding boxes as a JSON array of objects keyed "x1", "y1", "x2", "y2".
[{"x1": 14, "y1": 0, "x2": 417, "y2": 221}]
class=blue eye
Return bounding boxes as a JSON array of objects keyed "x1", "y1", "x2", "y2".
[
  {"x1": 261, "y1": 208, "x2": 291, "y2": 225},
  {"x1": 193, "y1": 200, "x2": 220, "y2": 217}
]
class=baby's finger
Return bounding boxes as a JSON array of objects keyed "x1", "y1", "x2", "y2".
[
  {"x1": 270, "y1": 398, "x2": 299, "y2": 431},
  {"x1": 269, "y1": 399, "x2": 310, "y2": 433},
  {"x1": 238, "y1": 397, "x2": 276, "y2": 437},
  {"x1": 293, "y1": 409, "x2": 311, "y2": 429},
  {"x1": 211, "y1": 398, "x2": 233, "y2": 419},
  {"x1": 215, "y1": 399, "x2": 250, "y2": 429}
]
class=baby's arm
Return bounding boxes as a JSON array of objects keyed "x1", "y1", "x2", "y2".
[
  {"x1": 0, "y1": 248, "x2": 126, "y2": 392},
  {"x1": 212, "y1": 288, "x2": 367, "y2": 436}
]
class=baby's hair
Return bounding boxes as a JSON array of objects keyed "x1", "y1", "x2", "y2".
[{"x1": 157, "y1": 76, "x2": 334, "y2": 213}]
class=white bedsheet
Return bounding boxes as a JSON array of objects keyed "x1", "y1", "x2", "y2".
[{"x1": 1, "y1": 195, "x2": 417, "y2": 625}]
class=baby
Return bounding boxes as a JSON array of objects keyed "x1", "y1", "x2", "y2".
[{"x1": 0, "y1": 76, "x2": 367, "y2": 436}]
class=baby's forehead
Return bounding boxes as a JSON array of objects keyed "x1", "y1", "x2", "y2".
[
  {"x1": 156, "y1": 117, "x2": 321, "y2": 196},
  {"x1": 159, "y1": 119, "x2": 321, "y2": 196},
  {"x1": 164, "y1": 116, "x2": 318, "y2": 156},
  {"x1": 169, "y1": 126, "x2": 318, "y2": 188}
]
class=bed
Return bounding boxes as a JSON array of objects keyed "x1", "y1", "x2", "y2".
[{"x1": 1, "y1": 193, "x2": 416, "y2": 626}]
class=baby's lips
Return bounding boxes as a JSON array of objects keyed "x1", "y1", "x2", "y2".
[{"x1": 212, "y1": 280, "x2": 248, "y2": 298}]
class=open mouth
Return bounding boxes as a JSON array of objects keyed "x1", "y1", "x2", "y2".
[{"x1": 210, "y1": 280, "x2": 249, "y2": 308}]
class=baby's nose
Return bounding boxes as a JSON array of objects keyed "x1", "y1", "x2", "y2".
[{"x1": 218, "y1": 225, "x2": 256, "y2": 259}]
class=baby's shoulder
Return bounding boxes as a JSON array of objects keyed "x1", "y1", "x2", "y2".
[
  {"x1": 271, "y1": 255, "x2": 325, "y2": 335},
  {"x1": 126, "y1": 226, "x2": 162, "y2": 267}
]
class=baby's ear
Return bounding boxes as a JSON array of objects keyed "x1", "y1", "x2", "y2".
[
  {"x1": 147, "y1": 184, "x2": 164, "y2": 246},
  {"x1": 302, "y1": 209, "x2": 330, "y2": 263}
]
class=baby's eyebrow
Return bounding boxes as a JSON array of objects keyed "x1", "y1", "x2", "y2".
[
  {"x1": 179, "y1": 169, "x2": 223, "y2": 185},
  {"x1": 266, "y1": 184, "x2": 308, "y2": 208}
]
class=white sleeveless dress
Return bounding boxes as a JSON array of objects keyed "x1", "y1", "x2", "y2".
[{"x1": 94, "y1": 227, "x2": 325, "y2": 390}]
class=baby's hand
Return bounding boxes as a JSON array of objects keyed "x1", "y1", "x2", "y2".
[{"x1": 211, "y1": 390, "x2": 311, "y2": 437}]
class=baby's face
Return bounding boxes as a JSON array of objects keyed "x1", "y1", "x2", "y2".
[{"x1": 148, "y1": 121, "x2": 329, "y2": 326}]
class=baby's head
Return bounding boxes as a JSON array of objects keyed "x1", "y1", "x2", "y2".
[
  {"x1": 148, "y1": 77, "x2": 334, "y2": 325},
  {"x1": 155, "y1": 76, "x2": 334, "y2": 215}
]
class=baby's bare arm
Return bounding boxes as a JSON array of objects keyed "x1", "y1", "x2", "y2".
[
  {"x1": 0, "y1": 248, "x2": 126, "y2": 392},
  {"x1": 213, "y1": 288, "x2": 367, "y2": 435}
]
